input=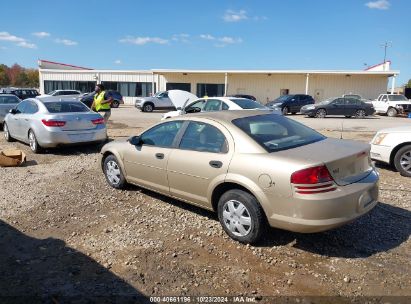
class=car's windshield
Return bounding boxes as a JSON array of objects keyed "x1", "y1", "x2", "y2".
[
  {"x1": 274, "y1": 95, "x2": 291, "y2": 102},
  {"x1": 229, "y1": 98, "x2": 265, "y2": 109},
  {"x1": 388, "y1": 95, "x2": 408, "y2": 101},
  {"x1": 154, "y1": 91, "x2": 168, "y2": 98},
  {"x1": 47, "y1": 90, "x2": 57, "y2": 95},
  {"x1": 45, "y1": 102, "x2": 89, "y2": 113},
  {"x1": 344, "y1": 95, "x2": 361, "y2": 99},
  {"x1": 232, "y1": 114, "x2": 325, "y2": 152}
]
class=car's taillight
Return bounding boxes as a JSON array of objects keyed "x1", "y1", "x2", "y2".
[
  {"x1": 291, "y1": 165, "x2": 336, "y2": 194},
  {"x1": 92, "y1": 118, "x2": 105, "y2": 125},
  {"x1": 41, "y1": 119, "x2": 66, "y2": 127}
]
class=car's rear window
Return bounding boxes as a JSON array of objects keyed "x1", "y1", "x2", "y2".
[
  {"x1": 45, "y1": 102, "x2": 89, "y2": 113},
  {"x1": 229, "y1": 98, "x2": 265, "y2": 109},
  {"x1": 232, "y1": 114, "x2": 325, "y2": 152}
]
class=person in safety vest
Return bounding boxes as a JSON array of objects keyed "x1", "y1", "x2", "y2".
[{"x1": 91, "y1": 84, "x2": 113, "y2": 123}]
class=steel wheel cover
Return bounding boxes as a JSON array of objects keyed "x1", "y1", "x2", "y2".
[
  {"x1": 106, "y1": 160, "x2": 121, "y2": 185},
  {"x1": 222, "y1": 200, "x2": 252, "y2": 237},
  {"x1": 400, "y1": 151, "x2": 411, "y2": 173}
]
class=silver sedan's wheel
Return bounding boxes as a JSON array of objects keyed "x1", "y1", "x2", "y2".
[
  {"x1": 103, "y1": 155, "x2": 126, "y2": 189},
  {"x1": 28, "y1": 130, "x2": 42, "y2": 153},
  {"x1": 355, "y1": 109, "x2": 366, "y2": 119},
  {"x1": 222, "y1": 200, "x2": 252, "y2": 237},
  {"x1": 394, "y1": 145, "x2": 411, "y2": 177},
  {"x1": 143, "y1": 103, "x2": 154, "y2": 112},
  {"x1": 315, "y1": 109, "x2": 326, "y2": 118},
  {"x1": 106, "y1": 160, "x2": 121, "y2": 185}
]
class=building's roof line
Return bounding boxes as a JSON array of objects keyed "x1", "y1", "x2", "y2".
[
  {"x1": 38, "y1": 68, "x2": 400, "y2": 76},
  {"x1": 364, "y1": 61, "x2": 391, "y2": 71},
  {"x1": 39, "y1": 59, "x2": 93, "y2": 70}
]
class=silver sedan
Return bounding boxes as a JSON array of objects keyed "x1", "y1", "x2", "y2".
[{"x1": 3, "y1": 98, "x2": 107, "y2": 153}]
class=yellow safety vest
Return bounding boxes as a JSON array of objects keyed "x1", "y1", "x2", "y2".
[{"x1": 94, "y1": 91, "x2": 110, "y2": 111}]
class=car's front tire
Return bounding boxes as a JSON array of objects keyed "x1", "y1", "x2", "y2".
[
  {"x1": 28, "y1": 130, "x2": 42, "y2": 153},
  {"x1": 355, "y1": 109, "x2": 366, "y2": 119},
  {"x1": 103, "y1": 154, "x2": 127, "y2": 188},
  {"x1": 217, "y1": 189, "x2": 266, "y2": 244},
  {"x1": 111, "y1": 100, "x2": 120, "y2": 108},
  {"x1": 142, "y1": 103, "x2": 154, "y2": 112},
  {"x1": 315, "y1": 108, "x2": 327, "y2": 118},
  {"x1": 394, "y1": 145, "x2": 411, "y2": 177},
  {"x1": 387, "y1": 107, "x2": 398, "y2": 117},
  {"x1": 3, "y1": 123, "x2": 14, "y2": 142},
  {"x1": 282, "y1": 107, "x2": 289, "y2": 115}
]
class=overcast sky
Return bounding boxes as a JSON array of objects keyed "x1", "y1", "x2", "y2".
[{"x1": 0, "y1": 0, "x2": 409, "y2": 85}]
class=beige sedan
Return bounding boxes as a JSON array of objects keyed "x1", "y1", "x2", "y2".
[{"x1": 100, "y1": 110, "x2": 379, "y2": 244}]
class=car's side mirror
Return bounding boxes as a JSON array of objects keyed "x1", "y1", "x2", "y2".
[
  {"x1": 128, "y1": 136, "x2": 142, "y2": 146},
  {"x1": 9, "y1": 109, "x2": 17, "y2": 114}
]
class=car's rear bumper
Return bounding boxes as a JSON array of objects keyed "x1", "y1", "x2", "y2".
[
  {"x1": 266, "y1": 170, "x2": 379, "y2": 233},
  {"x1": 37, "y1": 127, "x2": 107, "y2": 148}
]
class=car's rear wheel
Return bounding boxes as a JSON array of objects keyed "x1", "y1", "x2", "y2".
[
  {"x1": 111, "y1": 100, "x2": 120, "y2": 108},
  {"x1": 3, "y1": 123, "x2": 14, "y2": 142},
  {"x1": 282, "y1": 107, "x2": 289, "y2": 115},
  {"x1": 394, "y1": 145, "x2": 411, "y2": 177},
  {"x1": 217, "y1": 189, "x2": 266, "y2": 244},
  {"x1": 355, "y1": 109, "x2": 366, "y2": 119},
  {"x1": 345, "y1": 115, "x2": 352, "y2": 118},
  {"x1": 103, "y1": 155, "x2": 126, "y2": 188},
  {"x1": 142, "y1": 103, "x2": 154, "y2": 112},
  {"x1": 387, "y1": 107, "x2": 398, "y2": 117},
  {"x1": 315, "y1": 108, "x2": 326, "y2": 118},
  {"x1": 291, "y1": 112, "x2": 297, "y2": 115},
  {"x1": 28, "y1": 130, "x2": 42, "y2": 153}
]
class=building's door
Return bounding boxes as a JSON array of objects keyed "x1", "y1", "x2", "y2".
[{"x1": 314, "y1": 89, "x2": 324, "y2": 102}]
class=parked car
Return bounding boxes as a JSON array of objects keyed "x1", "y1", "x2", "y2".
[
  {"x1": 80, "y1": 91, "x2": 124, "y2": 108},
  {"x1": 266, "y1": 94, "x2": 315, "y2": 115},
  {"x1": 100, "y1": 110, "x2": 379, "y2": 244},
  {"x1": 227, "y1": 94, "x2": 257, "y2": 101},
  {"x1": 0, "y1": 94, "x2": 21, "y2": 125},
  {"x1": 39, "y1": 90, "x2": 82, "y2": 98},
  {"x1": 1, "y1": 88, "x2": 39, "y2": 100},
  {"x1": 371, "y1": 126, "x2": 411, "y2": 177},
  {"x1": 135, "y1": 90, "x2": 197, "y2": 112},
  {"x1": 301, "y1": 97, "x2": 375, "y2": 118},
  {"x1": 3, "y1": 99, "x2": 107, "y2": 153},
  {"x1": 162, "y1": 97, "x2": 268, "y2": 120},
  {"x1": 372, "y1": 94, "x2": 411, "y2": 117}
]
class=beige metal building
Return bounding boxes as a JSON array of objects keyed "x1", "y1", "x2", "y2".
[{"x1": 38, "y1": 60, "x2": 399, "y2": 105}]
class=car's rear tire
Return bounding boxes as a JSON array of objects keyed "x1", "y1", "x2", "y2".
[
  {"x1": 315, "y1": 108, "x2": 327, "y2": 118},
  {"x1": 394, "y1": 145, "x2": 411, "y2": 177},
  {"x1": 291, "y1": 112, "x2": 297, "y2": 115},
  {"x1": 103, "y1": 155, "x2": 127, "y2": 189},
  {"x1": 282, "y1": 107, "x2": 289, "y2": 115},
  {"x1": 142, "y1": 103, "x2": 154, "y2": 112},
  {"x1": 345, "y1": 115, "x2": 352, "y2": 118},
  {"x1": 111, "y1": 100, "x2": 120, "y2": 108},
  {"x1": 355, "y1": 109, "x2": 366, "y2": 119},
  {"x1": 3, "y1": 123, "x2": 14, "y2": 142},
  {"x1": 217, "y1": 189, "x2": 267, "y2": 244},
  {"x1": 28, "y1": 130, "x2": 42, "y2": 153},
  {"x1": 387, "y1": 107, "x2": 398, "y2": 117}
]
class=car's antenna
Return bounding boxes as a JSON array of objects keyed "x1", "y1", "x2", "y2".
[{"x1": 340, "y1": 121, "x2": 344, "y2": 139}]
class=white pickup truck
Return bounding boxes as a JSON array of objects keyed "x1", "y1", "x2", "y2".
[{"x1": 372, "y1": 94, "x2": 411, "y2": 117}]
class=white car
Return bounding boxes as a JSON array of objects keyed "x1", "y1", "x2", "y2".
[
  {"x1": 370, "y1": 126, "x2": 411, "y2": 177},
  {"x1": 38, "y1": 90, "x2": 82, "y2": 98},
  {"x1": 372, "y1": 94, "x2": 411, "y2": 117},
  {"x1": 162, "y1": 97, "x2": 269, "y2": 120}
]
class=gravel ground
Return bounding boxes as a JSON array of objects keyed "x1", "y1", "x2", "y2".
[{"x1": 0, "y1": 119, "x2": 410, "y2": 303}]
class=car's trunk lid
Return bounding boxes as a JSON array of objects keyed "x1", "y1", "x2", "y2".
[
  {"x1": 274, "y1": 138, "x2": 373, "y2": 186},
  {"x1": 45, "y1": 113, "x2": 101, "y2": 131}
]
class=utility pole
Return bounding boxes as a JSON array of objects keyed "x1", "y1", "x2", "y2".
[{"x1": 380, "y1": 41, "x2": 392, "y2": 64}]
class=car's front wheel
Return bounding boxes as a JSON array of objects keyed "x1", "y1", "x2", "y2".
[
  {"x1": 142, "y1": 103, "x2": 154, "y2": 112},
  {"x1": 282, "y1": 107, "x2": 289, "y2": 115},
  {"x1": 387, "y1": 107, "x2": 398, "y2": 117},
  {"x1": 394, "y1": 145, "x2": 411, "y2": 177},
  {"x1": 103, "y1": 154, "x2": 127, "y2": 188},
  {"x1": 3, "y1": 123, "x2": 14, "y2": 142},
  {"x1": 217, "y1": 189, "x2": 266, "y2": 244},
  {"x1": 355, "y1": 109, "x2": 366, "y2": 119},
  {"x1": 28, "y1": 130, "x2": 42, "y2": 153},
  {"x1": 111, "y1": 100, "x2": 120, "y2": 108},
  {"x1": 315, "y1": 108, "x2": 327, "y2": 118}
]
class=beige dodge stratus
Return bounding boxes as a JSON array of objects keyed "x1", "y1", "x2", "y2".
[{"x1": 100, "y1": 110, "x2": 379, "y2": 244}]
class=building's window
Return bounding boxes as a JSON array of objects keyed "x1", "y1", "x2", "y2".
[
  {"x1": 101, "y1": 82, "x2": 155, "y2": 97},
  {"x1": 196, "y1": 84, "x2": 225, "y2": 98},
  {"x1": 44, "y1": 81, "x2": 96, "y2": 94},
  {"x1": 166, "y1": 83, "x2": 191, "y2": 92}
]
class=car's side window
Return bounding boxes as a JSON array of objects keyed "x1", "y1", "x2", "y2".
[
  {"x1": 204, "y1": 99, "x2": 222, "y2": 111},
  {"x1": 179, "y1": 121, "x2": 228, "y2": 153},
  {"x1": 381, "y1": 95, "x2": 388, "y2": 102},
  {"x1": 25, "y1": 101, "x2": 39, "y2": 114},
  {"x1": 334, "y1": 98, "x2": 345, "y2": 105},
  {"x1": 222, "y1": 102, "x2": 229, "y2": 110},
  {"x1": 15, "y1": 101, "x2": 28, "y2": 114},
  {"x1": 140, "y1": 121, "x2": 183, "y2": 148},
  {"x1": 185, "y1": 100, "x2": 206, "y2": 112}
]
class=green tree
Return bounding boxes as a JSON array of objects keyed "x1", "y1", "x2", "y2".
[
  {"x1": 25, "y1": 69, "x2": 39, "y2": 87},
  {"x1": 406, "y1": 79, "x2": 411, "y2": 89}
]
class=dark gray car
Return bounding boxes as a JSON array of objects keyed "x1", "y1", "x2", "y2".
[{"x1": 0, "y1": 94, "x2": 21, "y2": 124}]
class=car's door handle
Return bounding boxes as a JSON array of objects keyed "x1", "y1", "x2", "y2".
[
  {"x1": 155, "y1": 153, "x2": 164, "y2": 159},
  {"x1": 209, "y1": 160, "x2": 223, "y2": 168}
]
